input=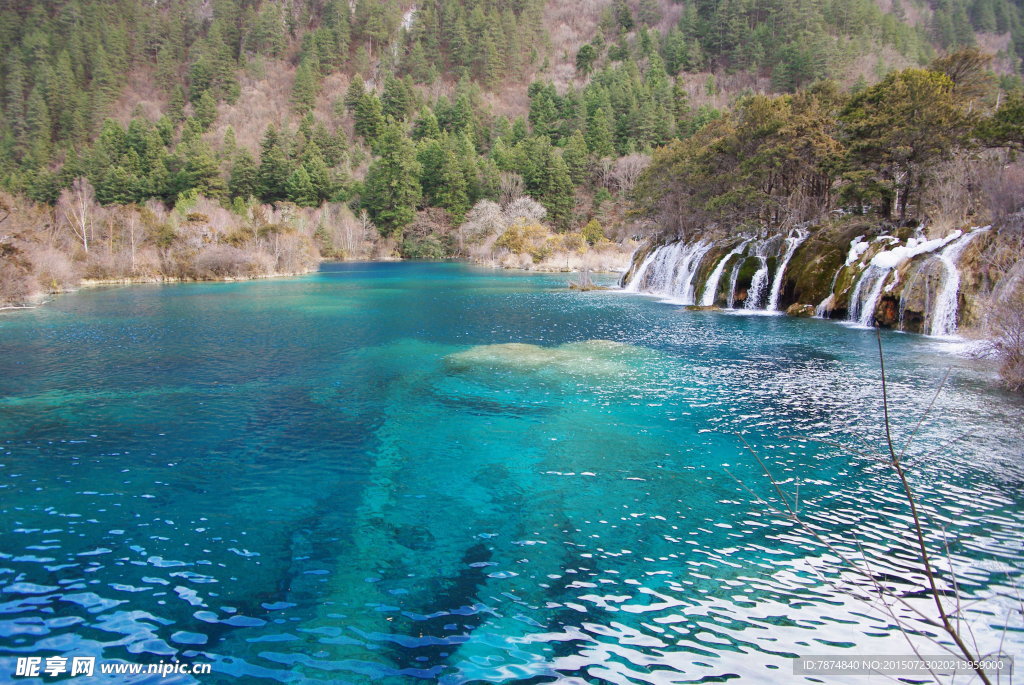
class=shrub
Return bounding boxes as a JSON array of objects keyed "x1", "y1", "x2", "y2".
[
  {"x1": 496, "y1": 221, "x2": 554, "y2": 263},
  {"x1": 401, "y1": 235, "x2": 447, "y2": 260},
  {"x1": 987, "y1": 283, "x2": 1024, "y2": 391},
  {"x1": 582, "y1": 218, "x2": 605, "y2": 245},
  {"x1": 192, "y1": 245, "x2": 254, "y2": 279},
  {"x1": 0, "y1": 243, "x2": 35, "y2": 305}
]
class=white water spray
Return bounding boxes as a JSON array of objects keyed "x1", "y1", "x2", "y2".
[
  {"x1": 767, "y1": 229, "x2": 809, "y2": 311},
  {"x1": 926, "y1": 228, "x2": 989, "y2": 337},
  {"x1": 622, "y1": 241, "x2": 713, "y2": 304},
  {"x1": 848, "y1": 265, "x2": 891, "y2": 326},
  {"x1": 700, "y1": 239, "x2": 750, "y2": 306},
  {"x1": 744, "y1": 241, "x2": 773, "y2": 310}
]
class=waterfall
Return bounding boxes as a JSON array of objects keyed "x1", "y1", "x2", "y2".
[
  {"x1": 621, "y1": 241, "x2": 713, "y2": 304},
  {"x1": 744, "y1": 242, "x2": 772, "y2": 310},
  {"x1": 673, "y1": 241, "x2": 716, "y2": 305},
  {"x1": 848, "y1": 265, "x2": 891, "y2": 326},
  {"x1": 767, "y1": 229, "x2": 809, "y2": 311},
  {"x1": 726, "y1": 248, "x2": 746, "y2": 309},
  {"x1": 700, "y1": 239, "x2": 750, "y2": 306},
  {"x1": 926, "y1": 228, "x2": 988, "y2": 337},
  {"x1": 622, "y1": 247, "x2": 659, "y2": 293},
  {"x1": 622, "y1": 242, "x2": 679, "y2": 294}
]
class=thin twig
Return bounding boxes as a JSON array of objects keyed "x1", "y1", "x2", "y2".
[
  {"x1": 876, "y1": 328, "x2": 993, "y2": 685},
  {"x1": 899, "y1": 367, "x2": 952, "y2": 461}
]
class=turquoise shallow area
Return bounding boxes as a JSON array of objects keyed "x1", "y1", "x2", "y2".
[{"x1": 1, "y1": 262, "x2": 1022, "y2": 684}]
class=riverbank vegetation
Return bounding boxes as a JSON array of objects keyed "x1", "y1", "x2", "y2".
[{"x1": 631, "y1": 48, "x2": 1024, "y2": 389}]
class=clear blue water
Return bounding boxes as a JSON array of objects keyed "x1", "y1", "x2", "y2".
[{"x1": 1, "y1": 262, "x2": 1022, "y2": 684}]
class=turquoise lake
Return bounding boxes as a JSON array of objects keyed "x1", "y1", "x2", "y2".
[{"x1": 1, "y1": 262, "x2": 1022, "y2": 683}]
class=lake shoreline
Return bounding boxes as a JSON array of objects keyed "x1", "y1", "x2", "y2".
[{"x1": 1, "y1": 259, "x2": 630, "y2": 313}]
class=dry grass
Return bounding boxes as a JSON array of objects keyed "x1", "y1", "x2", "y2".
[
  {"x1": 875, "y1": 0, "x2": 933, "y2": 28},
  {"x1": 542, "y1": 0, "x2": 612, "y2": 88},
  {"x1": 110, "y1": 66, "x2": 169, "y2": 124},
  {"x1": 842, "y1": 44, "x2": 918, "y2": 88},
  {"x1": 207, "y1": 61, "x2": 297, "y2": 155},
  {"x1": 976, "y1": 32, "x2": 1017, "y2": 74},
  {"x1": 676, "y1": 71, "x2": 772, "y2": 111}
]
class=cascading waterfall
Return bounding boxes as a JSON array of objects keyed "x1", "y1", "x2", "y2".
[
  {"x1": 926, "y1": 228, "x2": 989, "y2": 337},
  {"x1": 726, "y1": 248, "x2": 746, "y2": 309},
  {"x1": 744, "y1": 242, "x2": 772, "y2": 310},
  {"x1": 622, "y1": 248, "x2": 659, "y2": 294},
  {"x1": 700, "y1": 239, "x2": 751, "y2": 306},
  {"x1": 623, "y1": 241, "x2": 712, "y2": 304},
  {"x1": 673, "y1": 241, "x2": 716, "y2": 305},
  {"x1": 767, "y1": 229, "x2": 809, "y2": 311},
  {"x1": 848, "y1": 265, "x2": 891, "y2": 326},
  {"x1": 622, "y1": 225, "x2": 990, "y2": 338}
]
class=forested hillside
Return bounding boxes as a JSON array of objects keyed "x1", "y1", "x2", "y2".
[{"x1": 0, "y1": 0, "x2": 1023, "y2": 307}]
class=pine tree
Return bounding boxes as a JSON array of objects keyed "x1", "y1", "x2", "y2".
[
  {"x1": 412, "y1": 107, "x2": 441, "y2": 140},
  {"x1": 168, "y1": 85, "x2": 186, "y2": 122},
  {"x1": 304, "y1": 146, "x2": 335, "y2": 203},
  {"x1": 222, "y1": 126, "x2": 237, "y2": 157},
  {"x1": 541, "y1": 150, "x2": 575, "y2": 230},
  {"x1": 229, "y1": 149, "x2": 259, "y2": 199},
  {"x1": 345, "y1": 76, "x2": 366, "y2": 113},
  {"x1": 382, "y1": 75, "x2": 414, "y2": 121},
  {"x1": 417, "y1": 136, "x2": 445, "y2": 201},
  {"x1": 434, "y1": 140, "x2": 469, "y2": 220},
  {"x1": 257, "y1": 125, "x2": 292, "y2": 202},
  {"x1": 286, "y1": 166, "x2": 318, "y2": 206},
  {"x1": 362, "y1": 122, "x2": 422, "y2": 235},
  {"x1": 528, "y1": 86, "x2": 559, "y2": 138},
  {"x1": 182, "y1": 139, "x2": 226, "y2": 199},
  {"x1": 5, "y1": 55, "x2": 26, "y2": 137},
  {"x1": 354, "y1": 91, "x2": 385, "y2": 143},
  {"x1": 562, "y1": 129, "x2": 590, "y2": 184},
  {"x1": 405, "y1": 40, "x2": 433, "y2": 83},
  {"x1": 195, "y1": 90, "x2": 218, "y2": 129},
  {"x1": 582, "y1": 218, "x2": 605, "y2": 244},
  {"x1": 576, "y1": 43, "x2": 598, "y2": 76},
  {"x1": 586, "y1": 107, "x2": 616, "y2": 156},
  {"x1": 24, "y1": 86, "x2": 51, "y2": 166},
  {"x1": 450, "y1": 93, "x2": 476, "y2": 137},
  {"x1": 292, "y1": 60, "x2": 320, "y2": 114},
  {"x1": 51, "y1": 51, "x2": 79, "y2": 142}
]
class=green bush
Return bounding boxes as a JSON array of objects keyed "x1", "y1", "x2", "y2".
[{"x1": 401, "y1": 235, "x2": 447, "y2": 260}]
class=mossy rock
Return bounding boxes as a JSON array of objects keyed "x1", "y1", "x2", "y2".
[
  {"x1": 785, "y1": 303, "x2": 816, "y2": 318},
  {"x1": 784, "y1": 221, "x2": 868, "y2": 311},
  {"x1": 735, "y1": 256, "x2": 761, "y2": 292},
  {"x1": 956, "y1": 231, "x2": 998, "y2": 331}
]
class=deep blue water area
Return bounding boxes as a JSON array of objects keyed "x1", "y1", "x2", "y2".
[{"x1": 1, "y1": 262, "x2": 1022, "y2": 683}]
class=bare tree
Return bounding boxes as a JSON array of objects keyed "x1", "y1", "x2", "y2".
[
  {"x1": 611, "y1": 153, "x2": 652, "y2": 194},
  {"x1": 595, "y1": 157, "x2": 616, "y2": 190},
  {"x1": 123, "y1": 206, "x2": 145, "y2": 275},
  {"x1": 57, "y1": 178, "x2": 97, "y2": 254},
  {"x1": 358, "y1": 209, "x2": 374, "y2": 238},
  {"x1": 498, "y1": 172, "x2": 524, "y2": 207}
]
